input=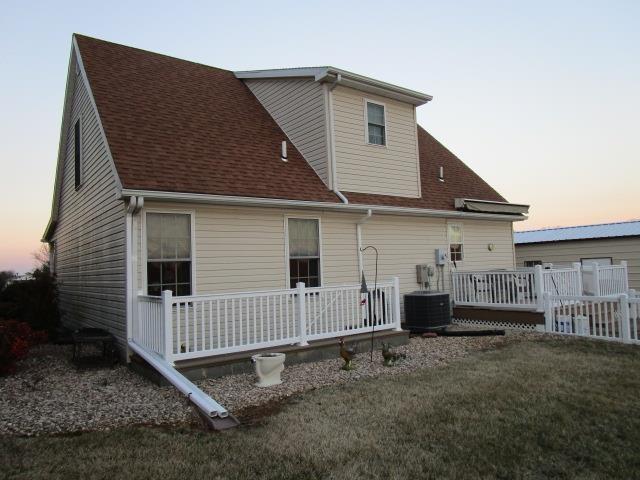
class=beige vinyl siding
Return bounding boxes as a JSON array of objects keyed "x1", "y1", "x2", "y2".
[
  {"x1": 455, "y1": 220, "x2": 516, "y2": 271},
  {"x1": 137, "y1": 203, "x2": 360, "y2": 294},
  {"x1": 516, "y1": 237, "x2": 640, "y2": 291},
  {"x1": 332, "y1": 85, "x2": 421, "y2": 198},
  {"x1": 244, "y1": 78, "x2": 329, "y2": 185},
  {"x1": 52, "y1": 69, "x2": 126, "y2": 346},
  {"x1": 135, "y1": 204, "x2": 515, "y2": 319}
]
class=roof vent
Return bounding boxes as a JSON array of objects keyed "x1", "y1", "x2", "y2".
[
  {"x1": 438, "y1": 166, "x2": 444, "y2": 182},
  {"x1": 281, "y1": 141, "x2": 288, "y2": 162}
]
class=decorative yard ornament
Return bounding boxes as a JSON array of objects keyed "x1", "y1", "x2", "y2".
[
  {"x1": 381, "y1": 342, "x2": 406, "y2": 367},
  {"x1": 360, "y1": 245, "x2": 379, "y2": 362},
  {"x1": 339, "y1": 337, "x2": 357, "y2": 371}
]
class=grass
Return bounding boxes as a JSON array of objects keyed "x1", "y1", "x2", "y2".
[{"x1": 2, "y1": 336, "x2": 640, "y2": 479}]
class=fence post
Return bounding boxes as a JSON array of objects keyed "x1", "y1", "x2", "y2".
[
  {"x1": 534, "y1": 265, "x2": 545, "y2": 312},
  {"x1": 543, "y1": 292, "x2": 553, "y2": 332},
  {"x1": 572, "y1": 262, "x2": 583, "y2": 295},
  {"x1": 621, "y1": 260, "x2": 629, "y2": 292},
  {"x1": 162, "y1": 290, "x2": 174, "y2": 363},
  {"x1": 593, "y1": 265, "x2": 601, "y2": 296},
  {"x1": 297, "y1": 282, "x2": 308, "y2": 346},
  {"x1": 393, "y1": 276, "x2": 403, "y2": 331},
  {"x1": 620, "y1": 293, "x2": 631, "y2": 344}
]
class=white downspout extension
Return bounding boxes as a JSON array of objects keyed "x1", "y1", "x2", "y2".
[
  {"x1": 356, "y1": 209, "x2": 373, "y2": 278},
  {"x1": 327, "y1": 74, "x2": 348, "y2": 204}
]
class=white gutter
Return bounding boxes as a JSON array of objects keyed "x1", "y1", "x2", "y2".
[
  {"x1": 128, "y1": 340, "x2": 229, "y2": 418},
  {"x1": 356, "y1": 209, "x2": 373, "y2": 276},
  {"x1": 121, "y1": 189, "x2": 526, "y2": 222}
]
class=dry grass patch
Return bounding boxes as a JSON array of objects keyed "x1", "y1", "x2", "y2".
[{"x1": 2, "y1": 336, "x2": 640, "y2": 479}]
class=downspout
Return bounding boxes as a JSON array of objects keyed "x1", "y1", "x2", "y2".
[
  {"x1": 125, "y1": 195, "x2": 144, "y2": 362},
  {"x1": 327, "y1": 73, "x2": 348, "y2": 204},
  {"x1": 356, "y1": 209, "x2": 373, "y2": 278}
]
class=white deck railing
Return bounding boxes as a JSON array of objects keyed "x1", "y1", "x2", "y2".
[
  {"x1": 133, "y1": 278, "x2": 401, "y2": 363},
  {"x1": 544, "y1": 290, "x2": 639, "y2": 344},
  {"x1": 451, "y1": 270, "x2": 540, "y2": 310},
  {"x1": 582, "y1": 262, "x2": 629, "y2": 296},
  {"x1": 452, "y1": 262, "x2": 629, "y2": 311}
]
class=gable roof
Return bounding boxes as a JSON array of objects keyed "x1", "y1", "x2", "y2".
[
  {"x1": 75, "y1": 34, "x2": 339, "y2": 204},
  {"x1": 70, "y1": 35, "x2": 510, "y2": 214},
  {"x1": 514, "y1": 220, "x2": 640, "y2": 244}
]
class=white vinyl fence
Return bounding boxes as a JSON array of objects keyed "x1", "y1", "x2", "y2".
[
  {"x1": 544, "y1": 290, "x2": 639, "y2": 344},
  {"x1": 582, "y1": 262, "x2": 629, "y2": 296},
  {"x1": 133, "y1": 278, "x2": 402, "y2": 363}
]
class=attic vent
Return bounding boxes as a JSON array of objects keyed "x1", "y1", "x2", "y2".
[
  {"x1": 438, "y1": 166, "x2": 445, "y2": 182},
  {"x1": 281, "y1": 141, "x2": 288, "y2": 162}
]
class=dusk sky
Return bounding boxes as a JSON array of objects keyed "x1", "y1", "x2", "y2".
[{"x1": 1, "y1": 0, "x2": 638, "y2": 273}]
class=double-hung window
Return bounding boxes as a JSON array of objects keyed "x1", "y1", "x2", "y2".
[
  {"x1": 366, "y1": 101, "x2": 386, "y2": 146},
  {"x1": 288, "y1": 218, "x2": 321, "y2": 288},
  {"x1": 146, "y1": 213, "x2": 192, "y2": 296},
  {"x1": 448, "y1": 224, "x2": 464, "y2": 262}
]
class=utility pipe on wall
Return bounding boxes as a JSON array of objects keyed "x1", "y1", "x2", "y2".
[
  {"x1": 125, "y1": 195, "x2": 144, "y2": 362},
  {"x1": 326, "y1": 73, "x2": 348, "y2": 204},
  {"x1": 356, "y1": 209, "x2": 373, "y2": 278}
]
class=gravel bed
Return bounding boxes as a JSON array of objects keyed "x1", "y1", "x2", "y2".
[
  {"x1": 1, "y1": 329, "x2": 540, "y2": 436},
  {"x1": 198, "y1": 329, "x2": 541, "y2": 415},
  {"x1": 0, "y1": 344, "x2": 193, "y2": 436}
]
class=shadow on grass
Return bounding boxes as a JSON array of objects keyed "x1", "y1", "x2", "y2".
[{"x1": 2, "y1": 336, "x2": 640, "y2": 479}]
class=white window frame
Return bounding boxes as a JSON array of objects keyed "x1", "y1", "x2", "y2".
[
  {"x1": 363, "y1": 98, "x2": 387, "y2": 148},
  {"x1": 142, "y1": 208, "x2": 197, "y2": 296},
  {"x1": 284, "y1": 215, "x2": 323, "y2": 289},
  {"x1": 447, "y1": 223, "x2": 464, "y2": 263}
]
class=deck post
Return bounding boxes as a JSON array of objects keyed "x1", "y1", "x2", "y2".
[
  {"x1": 621, "y1": 261, "x2": 629, "y2": 292},
  {"x1": 534, "y1": 265, "x2": 545, "y2": 312},
  {"x1": 543, "y1": 292, "x2": 553, "y2": 332},
  {"x1": 572, "y1": 262, "x2": 583, "y2": 296},
  {"x1": 392, "y1": 276, "x2": 402, "y2": 331},
  {"x1": 162, "y1": 290, "x2": 174, "y2": 363},
  {"x1": 592, "y1": 265, "x2": 601, "y2": 296},
  {"x1": 297, "y1": 282, "x2": 308, "y2": 346},
  {"x1": 620, "y1": 293, "x2": 631, "y2": 344}
]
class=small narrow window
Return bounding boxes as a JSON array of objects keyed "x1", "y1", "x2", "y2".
[
  {"x1": 448, "y1": 224, "x2": 464, "y2": 262},
  {"x1": 288, "y1": 218, "x2": 321, "y2": 288},
  {"x1": 146, "y1": 213, "x2": 192, "y2": 296},
  {"x1": 74, "y1": 120, "x2": 81, "y2": 189},
  {"x1": 366, "y1": 101, "x2": 386, "y2": 146}
]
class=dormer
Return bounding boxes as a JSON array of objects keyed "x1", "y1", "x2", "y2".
[{"x1": 236, "y1": 67, "x2": 432, "y2": 199}]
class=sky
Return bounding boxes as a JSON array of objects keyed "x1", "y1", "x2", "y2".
[{"x1": 1, "y1": 0, "x2": 638, "y2": 273}]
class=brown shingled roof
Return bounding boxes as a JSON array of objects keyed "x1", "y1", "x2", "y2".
[
  {"x1": 75, "y1": 35, "x2": 506, "y2": 211},
  {"x1": 75, "y1": 34, "x2": 339, "y2": 203}
]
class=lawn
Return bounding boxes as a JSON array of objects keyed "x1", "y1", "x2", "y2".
[{"x1": 2, "y1": 336, "x2": 640, "y2": 479}]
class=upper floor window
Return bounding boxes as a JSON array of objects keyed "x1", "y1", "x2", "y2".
[
  {"x1": 366, "y1": 101, "x2": 386, "y2": 146},
  {"x1": 146, "y1": 213, "x2": 192, "y2": 296},
  {"x1": 74, "y1": 120, "x2": 82, "y2": 189},
  {"x1": 288, "y1": 218, "x2": 321, "y2": 288},
  {"x1": 524, "y1": 260, "x2": 542, "y2": 267},
  {"x1": 448, "y1": 224, "x2": 464, "y2": 262}
]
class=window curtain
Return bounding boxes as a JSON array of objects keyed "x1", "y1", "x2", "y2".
[{"x1": 288, "y1": 219, "x2": 319, "y2": 257}]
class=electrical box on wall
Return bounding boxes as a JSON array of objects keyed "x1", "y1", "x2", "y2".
[
  {"x1": 435, "y1": 248, "x2": 447, "y2": 265},
  {"x1": 416, "y1": 264, "x2": 434, "y2": 283}
]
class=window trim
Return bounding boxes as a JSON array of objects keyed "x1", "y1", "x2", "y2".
[
  {"x1": 142, "y1": 208, "x2": 197, "y2": 297},
  {"x1": 284, "y1": 215, "x2": 323, "y2": 289},
  {"x1": 74, "y1": 118, "x2": 83, "y2": 190},
  {"x1": 363, "y1": 98, "x2": 387, "y2": 148},
  {"x1": 447, "y1": 223, "x2": 464, "y2": 263}
]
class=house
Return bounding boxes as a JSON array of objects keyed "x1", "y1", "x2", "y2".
[
  {"x1": 515, "y1": 220, "x2": 640, "y2": 291},
  {"x1": 43, "y1": 34, "x2": 529, "y2": 366}
]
